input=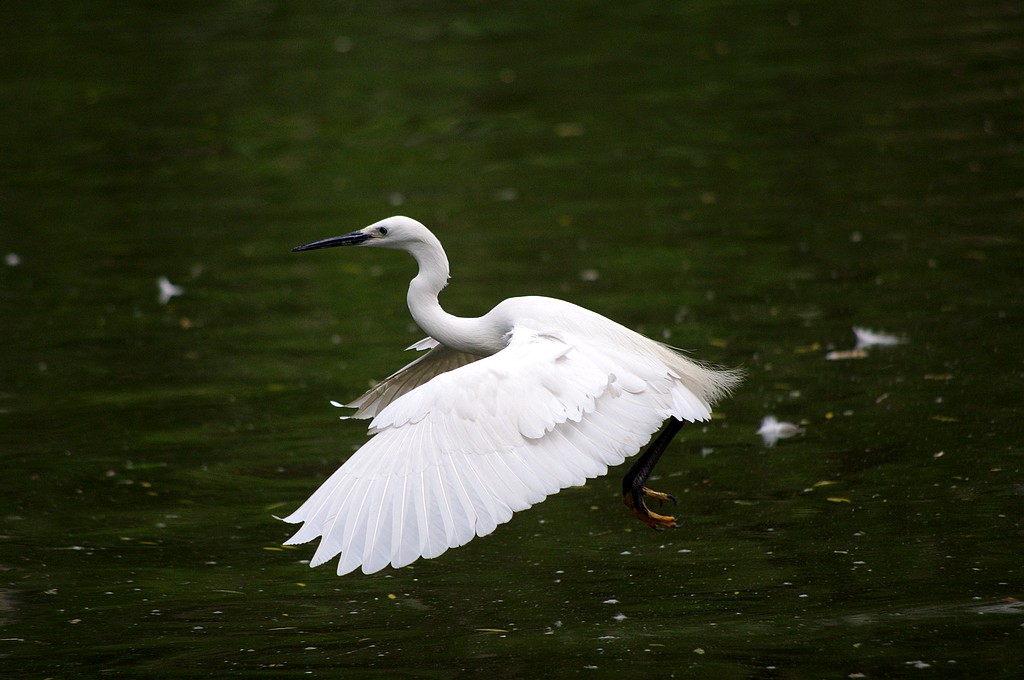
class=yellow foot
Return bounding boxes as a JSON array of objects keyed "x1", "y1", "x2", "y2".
[
  {"x1": 623, "y1": 487, "x2": 679, "y2": 530},
  {"x1": 641, "y1": 486, "x2": 677, "y2": 506}
]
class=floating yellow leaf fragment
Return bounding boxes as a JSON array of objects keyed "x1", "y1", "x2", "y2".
[
  {"x1": 708, "y1": 338, "x2": 728, "y2": 348},
  {"x1": 931, "y1": 415, "x2": 959, "y2": 422},
  {"x1": 262, "y1": 546, "x2": 284, "y2": 551},
  {"x1": 824, "y1": 411, "x2": 835, "y2": 420},
  {"x1": 269, "y1": 626, "x2": 296, "y2": 631},
  {"x1": 296, "y1": 583, "x2": 306, "y2": 587},
  {"x1": 827, "y1": 497, "x2": 851, "y2": 503},
  {"x1": 338, "y1": 262, "x2": 365, "y2": 276},
  {"x1": 813, "y1": 480, "x2": 838, "y2": 488},
  {"x1": 555, "y1": 122, "x2": 585, "y2": 137},
  {"x1": 794, "y1": 342, "x2": 822, "y2": 354},
  {"x1": 387, "y1": 593, "x2": 397, "y2": 600},
  {"x1": 476, "y1": 628, "x2": 509, "y2": 633},
  {"x1": 693, "y1": 647, "x2": 706, "y2": 655},
  {"x1": 825, "y1": 349, "x2": 868, "y2": 360}
]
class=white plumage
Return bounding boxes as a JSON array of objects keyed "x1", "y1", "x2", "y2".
[{"x1": 285, "y1": 216, "x2": 740, "y2": 575}]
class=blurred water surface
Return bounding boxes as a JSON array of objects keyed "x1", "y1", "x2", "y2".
[{"x1": 1, "y1": 1, "x2": 1022, "y2": 677}]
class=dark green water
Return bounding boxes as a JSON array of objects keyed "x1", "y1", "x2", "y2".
[{"x1": 2, "y1": 1, "x2": 1022, "y2": 677}]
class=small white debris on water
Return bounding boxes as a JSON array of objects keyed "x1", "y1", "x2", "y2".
[
  {"x1": 853, "y1": 326, "x2": 908, "y2": 350},
  {"x1": 157, "y1": 276, "x2": 185, "y2": 305},
  {"x1": 757, "y1": 415, "x2": 804, "y2": 447}
]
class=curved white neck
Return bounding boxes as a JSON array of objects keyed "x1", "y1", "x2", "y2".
[{"x1": 404, "y1": 238, "x2": 503, "y2": 355}]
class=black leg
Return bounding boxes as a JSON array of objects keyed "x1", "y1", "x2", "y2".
[{"x1": 622, "y1": 417, "x2": 685, "y2": 529}]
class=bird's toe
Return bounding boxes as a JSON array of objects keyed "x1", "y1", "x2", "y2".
[
  {"x1": 642, "y1": 486, "x2": 677, "y2": 507},
  {"x1": 623, "y1": 489, "x2": 679, "y2": 530}
]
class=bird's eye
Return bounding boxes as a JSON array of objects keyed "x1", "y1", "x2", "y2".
[{"x1": 378, "y1": 227, "x2": 388, "y2": 236}]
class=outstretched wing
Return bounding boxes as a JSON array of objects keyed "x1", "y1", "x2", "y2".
[
  {"x1": 283, "y1": 325, "x2": 714, "y2": 575},
  {"x1": 342, "y1": 338, "x2": 484, "y2": 419}
]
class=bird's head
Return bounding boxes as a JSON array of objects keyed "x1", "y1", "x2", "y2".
[{"x1": 292, "y1": 216, "x2": 432, "y2": 253}]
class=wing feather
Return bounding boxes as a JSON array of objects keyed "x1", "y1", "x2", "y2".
[
  {"x1": 285, "y1": 324, "x2": 731, "y2": 574},
  {"x1": 344, "y1": 340, "x2": 483, "y2": 419}
]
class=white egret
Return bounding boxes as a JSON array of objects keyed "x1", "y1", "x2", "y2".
[{"x1": 285, "y1": 216, "x2": 741, "y2": 575}]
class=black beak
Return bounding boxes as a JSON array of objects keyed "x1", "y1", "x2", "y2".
[{"x1": 292, "y1": 230, "x2": 372, "y2": 252}]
